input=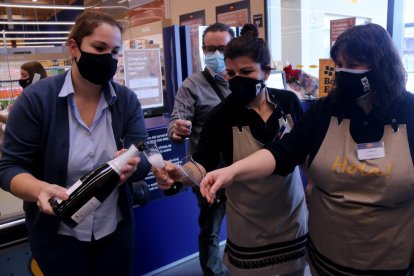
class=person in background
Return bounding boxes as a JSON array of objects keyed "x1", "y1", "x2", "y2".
[
  {"x1": 157, "y1": 24, "x2": 308, "y2": 276},
  {"x1": 167, "y1": 22, "x2": 235, "y2": 276},
  {"x1": 200, "y1": 23, "x2": 414, "y2": 275},
  {"x1": 19, "y1": 61, "x2": 47, "y2": 89},
  {"x1": 0, "y1": 10, "x2": 150, "y2": 276},
  {"x1": 0, "y1": 61, "x2": 48, "y2": 155},
  {"x1": 0, "y1": 61, "x2": 47, "y2": 125}
]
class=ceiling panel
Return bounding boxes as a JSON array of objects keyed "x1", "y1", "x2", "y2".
[
  {"x1": 0, "y1": 0, "x2": 79, "y2": 21},
  {"x1": 0, "y1": 0, "x2": 165, "y2": 48}
]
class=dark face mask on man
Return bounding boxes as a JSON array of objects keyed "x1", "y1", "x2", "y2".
[
  {"x1": 75, "y1": 48, "x2": 118, "y2": 85},
  {"x1": 335, "y1": 68, "x2": 372, "y2": 100},
  {"x1": 229, "y1": 76, "x2": 266, "y2": 106}
]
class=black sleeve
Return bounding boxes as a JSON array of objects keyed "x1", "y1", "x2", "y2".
[
  {"x1": 284, "y1": 89, "x2": 303, "y2": 123},
  {"x1": 192, "y1": 102, "x2": 229, "y2": 172},
  {"x1": 264, "y1": 97, "x2": 331, "y2": 176}
]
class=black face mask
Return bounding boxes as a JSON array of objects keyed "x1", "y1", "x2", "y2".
[
  {"x1": 19, "y1": 78, "x2": 30, "y2": 89},
  {"x1": 335, "y1": 69, "x2": 372, "y2": 101},
  {"x1": 75, "y1": 49, "x2": 118, "y2": 85},
  {"x1": 229, "y1": 76, "x2": 266, "y2": 106}
]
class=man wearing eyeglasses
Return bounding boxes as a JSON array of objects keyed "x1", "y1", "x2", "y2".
[{"x1": 167, "y1": 23, "x2": 235, "y2": 276}]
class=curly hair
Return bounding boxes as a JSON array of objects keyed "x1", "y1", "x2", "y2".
[{"x1": 330, "y1": 23, "x2": 407, "y2": 120}]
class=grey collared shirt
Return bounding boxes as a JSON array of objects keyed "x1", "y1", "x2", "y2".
[{"x1": 57, "y1": 71, "x2": 122, "y2": 241}]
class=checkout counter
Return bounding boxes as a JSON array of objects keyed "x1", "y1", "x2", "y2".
[{"x1": 0, "y1": 115, "x2": 227, "y2": 276}]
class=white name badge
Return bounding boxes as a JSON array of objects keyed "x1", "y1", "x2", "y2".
[{"x1": 356, "y1": 141, "x2": 385, "y2": 160}]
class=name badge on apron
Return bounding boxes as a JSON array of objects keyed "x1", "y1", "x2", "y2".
[{"x1": 356, "y1": 141, "x2": 385, "y2": 160}]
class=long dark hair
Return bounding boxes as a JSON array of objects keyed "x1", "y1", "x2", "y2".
[
  {"x1": 224, "y1": 24, "x2": 271, "y2": 71},
  {"x1": 21, "y1": 61, "x2": 47, "y2": 81},
  {"x1": 330, "y1": 23, "x2": 407, "y2": 119}
]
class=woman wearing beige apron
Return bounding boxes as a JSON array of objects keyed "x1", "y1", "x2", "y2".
[
  {"x1": 200, "y1": 24, "x2": 414, "y2": 275},
  {"x1": 155, "y1": 24, "x2": 308, "y2": 275}
]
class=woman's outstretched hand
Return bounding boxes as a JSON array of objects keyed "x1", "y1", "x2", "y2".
[{"x1": 199, "y1": 166, "x2": 236, "y2": 204}]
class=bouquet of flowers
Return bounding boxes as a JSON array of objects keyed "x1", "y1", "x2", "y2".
[
  {"x1": 283, "y1": 64, "x2": 301, "y2": 84},
  {"x1": 283, "y1": 64, "x2": 318, "y2": 99},
  {"x1": 283, "y1": 64, "x2": 302, "y2": 92}
]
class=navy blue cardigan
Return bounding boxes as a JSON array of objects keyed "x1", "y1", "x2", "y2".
[{"x1": 0, "y1": 72, "x2": 150, "y2": 255}]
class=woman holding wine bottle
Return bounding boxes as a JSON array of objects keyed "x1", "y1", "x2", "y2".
[
  {"x1": 0, "y1": 11, "x2": 150, "y2": 276},
  {"x1": 154, "y1": 24, "x2": 308, "y2": 276}
]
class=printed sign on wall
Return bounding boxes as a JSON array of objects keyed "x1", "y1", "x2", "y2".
[
  {"x1": 123, "y1": 48, "x2": 163, "y2": 109},
  {"x1": 319, "y1": 59, "x2": 336, "y2": 98},
  {"x1": 330, "y1": 17, "x2": 356, "y2": 47},
  {"x1": 180, "y1": 10, "x2": 206, "y2": 73},
  {"x1": 216, "y1": 0, "x2": 250, "y2": 27}
]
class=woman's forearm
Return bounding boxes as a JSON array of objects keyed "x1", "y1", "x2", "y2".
[
  {"x1": 232, "y1": 149, "x2": 276, "y2": 181},
  {"x1": 10, "y1": 173, "x2": 50, "y2": 202}
]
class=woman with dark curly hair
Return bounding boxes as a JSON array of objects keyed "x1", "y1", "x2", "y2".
[{"x1": 200, "y1": 23, "x2": 414, "y2": 275}]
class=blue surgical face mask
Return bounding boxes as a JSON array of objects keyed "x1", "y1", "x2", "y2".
[{"x1": 204, "y1": 50, "x2": 226, "y2": 74}]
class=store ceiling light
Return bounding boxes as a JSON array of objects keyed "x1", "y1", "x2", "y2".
[
  {"x1": 16, "y1": 41, "x2": 66, "y2": 45},
  {"x1": 2, "y1": 36, "x2": 67, "y2": 40},
  {"x1": 0, "y1": 21, "x2": 74, "y2": 25},
  {"x1": 16, "y1": 45, "x2": 58, "y2": 48},
  {"x1": 2, "y1": 31, "x2": 70, "y2": 34},
  {"x1": 0, "y1": 3, "x2": 85, "y2": 10},
  {"x1": 0, "y1": 41, "x2": 65, "y2": 45}
]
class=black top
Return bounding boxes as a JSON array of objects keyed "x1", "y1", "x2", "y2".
[
  {"x1": 193, "y1": 88, "x2": 303, "y2": 172},
  {"x1": 265, "y1": 92, "x2": 414, "y2": 176}
]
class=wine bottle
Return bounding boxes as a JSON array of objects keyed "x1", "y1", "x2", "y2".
[{"x1": 49, "y1": 141, "x2": 146, "y2": 228}]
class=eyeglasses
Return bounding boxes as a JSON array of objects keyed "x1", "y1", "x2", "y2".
[{"x1": 202, "y1": 45, "x2": 226, "y2": 54}]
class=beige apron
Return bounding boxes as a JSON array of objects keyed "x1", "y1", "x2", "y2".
[
  {"x1": 308, "y1": 117, "x2": 414, "y2": 275},
  {"x1": 223, "y1": 123, "x2": 308, "y2": 275}
]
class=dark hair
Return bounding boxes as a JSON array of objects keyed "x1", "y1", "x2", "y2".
[
  {"x1": 202, "y1": 22, "x2": 235, "y2": 46},
  {"x1": 68, "y1": 10, "x2": 124, "y2": 47},
  {"x1": 224, "y1": 23, "x2": 271, "y2": 71},
  {"x1": 21, "y1": 61, "x2": 47, "y2": 81},
  {"x1": 330, "y1": 23, "x2": 407, "y2": 118}
]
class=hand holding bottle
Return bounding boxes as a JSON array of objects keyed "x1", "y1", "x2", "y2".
[
  {"x1": 49, "y1": 141, "x2": 146, "y2": 228},
  {"x1": 112, "y1": 148, "x2": 141, "y2": 185},
  {"x1": 37, "y1": 183, "x2": 69, "y2": 215}
]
